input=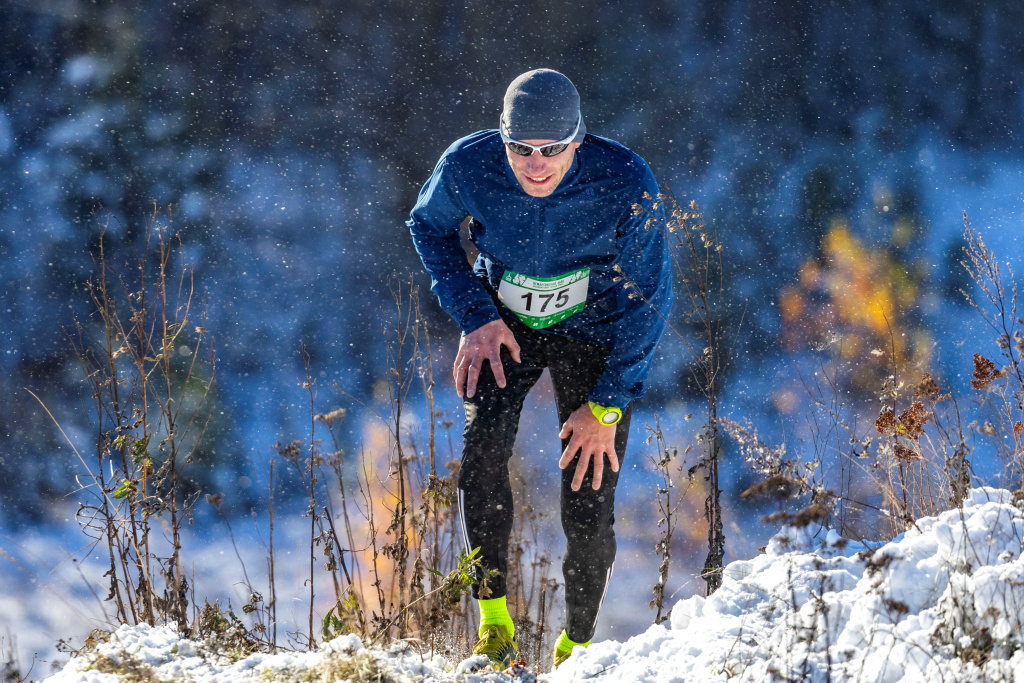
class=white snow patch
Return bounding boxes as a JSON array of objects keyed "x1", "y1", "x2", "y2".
[
  {"x1": 550, "y1": 487, "x2": 1024, "y2": 682},
  {"x1": 46, "y1": 624, "x2": 532, "y2": 683},
  {"x1": 38, "y1": 488, "x2": 1024, "y2": 683}
]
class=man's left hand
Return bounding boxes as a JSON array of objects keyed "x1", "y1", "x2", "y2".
[{"x1": 558, "y1": 404, "x2": 619, "y2": 491}]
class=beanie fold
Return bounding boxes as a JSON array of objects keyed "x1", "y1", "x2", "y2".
[{"x1": 501, "y1": 69, "x2": 586, "y2": 142}]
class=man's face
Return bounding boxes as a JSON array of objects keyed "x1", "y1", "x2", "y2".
[{"x1": 505, "y1": 141, "x2": 580, "y2": 197}]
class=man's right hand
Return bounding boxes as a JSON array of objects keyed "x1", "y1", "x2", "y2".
[{"x1": 454, "y1": 319, "x2": 521, "y2": 398}]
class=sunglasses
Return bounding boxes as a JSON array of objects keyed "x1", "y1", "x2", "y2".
[{"x1": 500, "y1": 114, "x2": 582, "y2": 157}]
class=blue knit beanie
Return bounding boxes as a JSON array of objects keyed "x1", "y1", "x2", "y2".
[{"x1": 500, "y1": 69, "x2": 587, "y2": 143}]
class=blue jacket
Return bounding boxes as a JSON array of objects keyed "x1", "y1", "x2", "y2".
[{"x1": 407, "y1": 130, "x2": 672, "y2": 411}]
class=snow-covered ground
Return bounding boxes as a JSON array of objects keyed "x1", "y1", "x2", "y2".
[
  {"x1": 41, "y1": 487, "x2": 1024, "y2": 682},
  {"x1": 0, "y1": 459, "x2": 702, "y2": 676}
]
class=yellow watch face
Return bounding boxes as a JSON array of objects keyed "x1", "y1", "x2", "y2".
[{"x1": 590, "y1": 401, "x2": 621, "y2": 425}]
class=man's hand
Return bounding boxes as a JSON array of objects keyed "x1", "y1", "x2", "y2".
[
  {"x1": 454, "y1": 319, "x2": 521, "y2": 398},
  {"x1": 558, "y1": 404, "x2": 620, "y2": 491}
]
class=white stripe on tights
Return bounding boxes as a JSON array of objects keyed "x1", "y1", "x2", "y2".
[
  {"x1": 458, "y1": 488, "x2": 472, "y2": 555},
  {"x1": 592, "y1": 562, "x2": 615, "y2": 633}
]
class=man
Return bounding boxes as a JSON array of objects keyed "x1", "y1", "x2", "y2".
[{"x1": 407, "y1": 69, "x2": 672, "y2": 668}]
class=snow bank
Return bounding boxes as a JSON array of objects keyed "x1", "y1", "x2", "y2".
[
  {"x1": 46, "y1": 623, "x2": 527, "y2": 683},
  {"x1": 552, "y1": 487, "x2": 1024, "y2": 682},
  {"x1": 44, "y1": 488, "x2": 1024, "y2": 683}
]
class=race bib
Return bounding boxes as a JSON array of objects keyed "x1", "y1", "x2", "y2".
[{"x1": 497, "y1": 267, "x2": 590, "y2": 329}]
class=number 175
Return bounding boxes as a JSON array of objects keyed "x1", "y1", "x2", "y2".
[{"x1": 521, "y1": 288, "x2": 569, "y2": 312}]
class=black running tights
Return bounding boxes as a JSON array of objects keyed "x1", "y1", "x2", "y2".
[{"x1": 457, "y1": 315, "x2": 631, "y2": 643}]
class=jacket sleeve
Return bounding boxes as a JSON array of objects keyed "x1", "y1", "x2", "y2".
[
  {"x1": 407, "y1": 157, "x2": 502, "y2": 334},
  {"x1": 587, "y1": 169, "x2": 673, "y2": 411}
]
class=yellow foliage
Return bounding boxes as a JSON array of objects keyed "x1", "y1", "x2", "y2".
[
  {"x1": 780, "y1": 217, "x2": 932, "y2": 394},
  {"x1": 822, "y1": 220, "x2": 895, "y2": 340}
]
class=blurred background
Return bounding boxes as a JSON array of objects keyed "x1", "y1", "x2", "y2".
[{"x1": 2, "y1": 0, "x2": 1024, "y2": 673}]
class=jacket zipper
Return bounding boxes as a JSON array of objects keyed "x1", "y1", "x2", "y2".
[{"x1": 532, "y1": 201, "x2": 542, "y2": 272}]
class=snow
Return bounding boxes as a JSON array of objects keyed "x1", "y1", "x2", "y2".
[
  {"x1": 551, "y1": 487, "x2": 1024, "y2": 683},
  {"x1": 46, "y1": 624, "x2": 523, "y2": 683},
  {"x1": 43, "y1": 488, "x2": 1024, "y2": 683}
]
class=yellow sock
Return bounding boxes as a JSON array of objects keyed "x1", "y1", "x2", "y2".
[
  {"x1": 478, "y1": 596, "x2": 515, "y2": 637},
  {"x1": 555, "y1": 629, "x2": 590, "y2": 654}
]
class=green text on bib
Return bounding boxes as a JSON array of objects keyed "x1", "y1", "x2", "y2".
[{"x1": 497, "y1": 267, "x2": 590, "y2": 329}]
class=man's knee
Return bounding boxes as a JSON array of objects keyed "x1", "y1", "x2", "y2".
[{"x1": 561, "y1": 501, "x2": 616, "y2": 544}]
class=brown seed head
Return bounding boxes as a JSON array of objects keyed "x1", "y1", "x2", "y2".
[
  {"x1": 876, "y1": 408, "x2": 896, "y2": 435},
  {"x1": 893, "y1": 443, "x2": 919, "y2": 461},
  {"x1": 792, "y1": 504, "x2": 830, "y2": 528},
  {"x1": 897, "y1": 401, "x2": 929, "y2": 440},
  {"x1": 741, "y1": 474, "x2": 798, "y2": 501},
  {"x1": 971, "y1": 353, "x2": 1002, "y2": 390},
  {"x1": 915, "y1": 373, "x2": 941, "y2": 400}
]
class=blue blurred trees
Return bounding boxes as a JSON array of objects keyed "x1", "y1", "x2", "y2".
[{"x1": 1, "y1": 0, "x2": 1022, "y2": 521}]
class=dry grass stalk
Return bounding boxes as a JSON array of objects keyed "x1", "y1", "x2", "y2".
[
  {"x1": 629, "y1": 194, "x2": 742, "y2": 596},
  {"x1": 43, "y1": 206, "x2": 215, "y2": 634},
  {"x1": 723, "y1": 212, "x2": 1024, "y2": 547}
]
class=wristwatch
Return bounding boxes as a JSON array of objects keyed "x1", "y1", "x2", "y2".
[{"x1": 589, "y1": 401, "x2": 622, "y2": 426}]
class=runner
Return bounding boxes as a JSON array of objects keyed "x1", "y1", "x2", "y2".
[{"x1": 407, "y1": 68, "x2": 672, "y2": 668}]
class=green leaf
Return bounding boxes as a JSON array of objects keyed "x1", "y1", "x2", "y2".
[
  {"x1": 322, "y1": 606, "x2": 344, "y2": 641},
  {"x1": 130, "y1": 435, "x2": 151, "y2": 463},
  {"x1": 113, "y1": 479, "x2": 133, "y2": 500}
]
